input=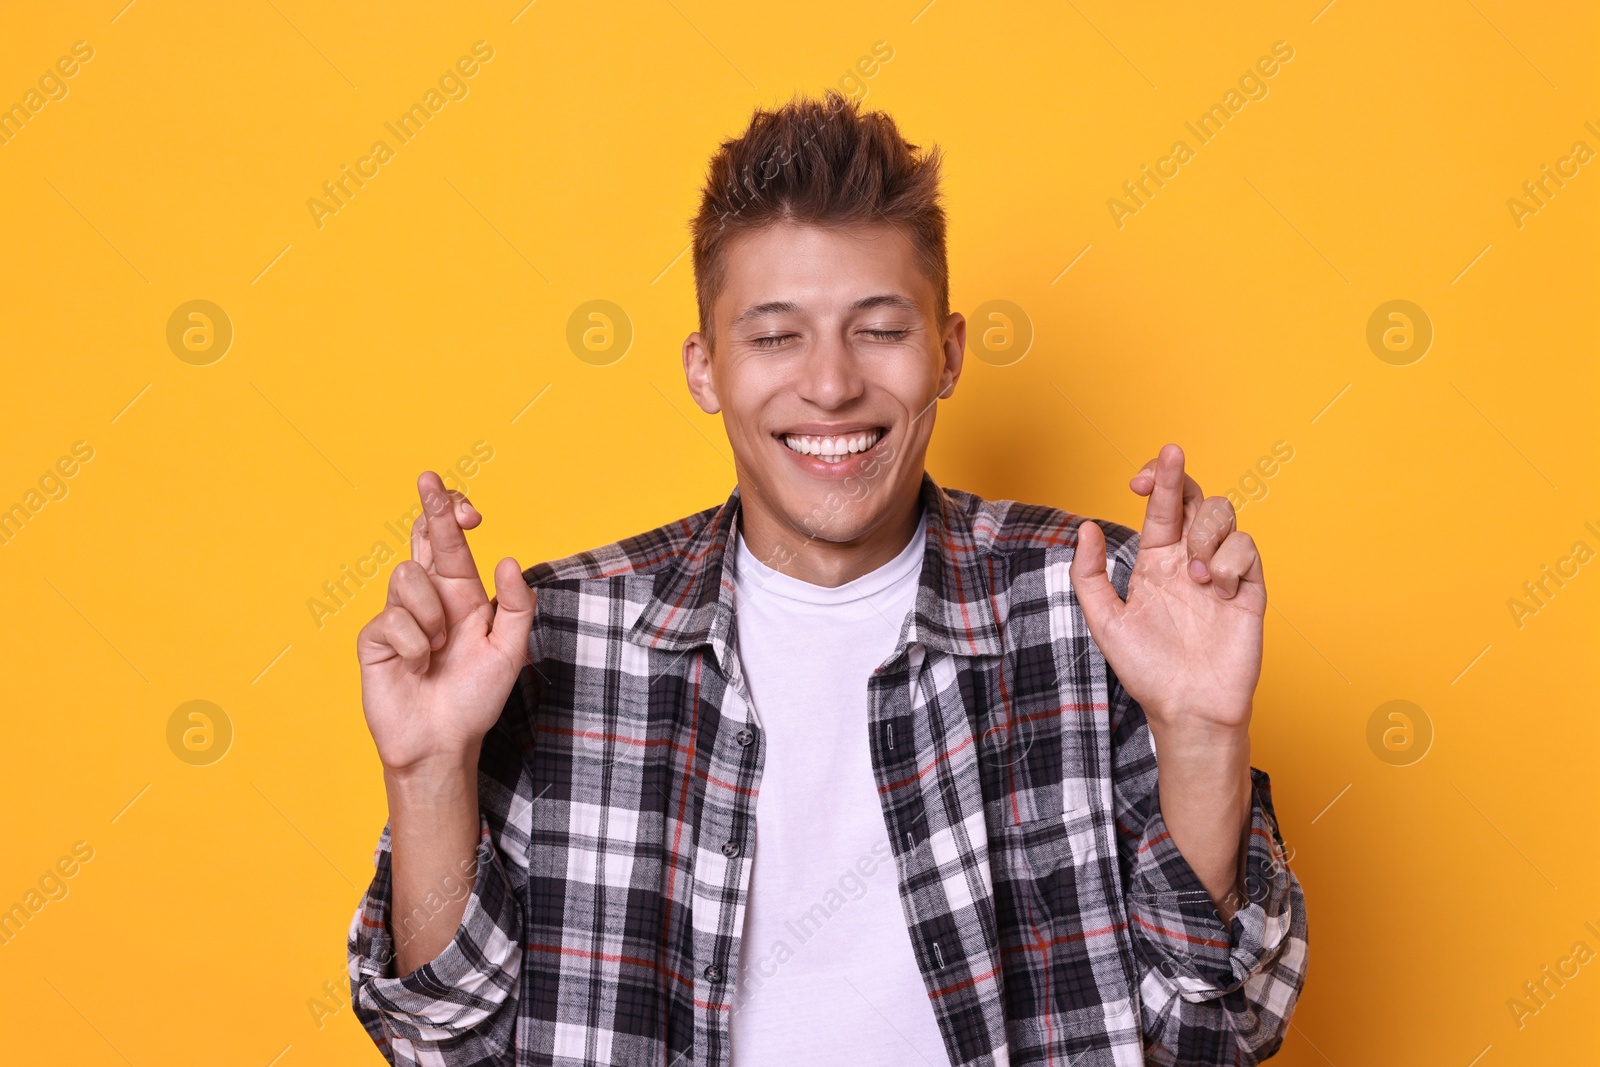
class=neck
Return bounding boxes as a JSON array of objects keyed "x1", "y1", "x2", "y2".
[{"x1": 737, "y1": 479, "x2": 924, "y2": 588}]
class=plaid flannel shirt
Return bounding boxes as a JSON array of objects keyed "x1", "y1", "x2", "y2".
[{"x1": 348, "y1": 472, "x2": 1308, "y2": 1066}]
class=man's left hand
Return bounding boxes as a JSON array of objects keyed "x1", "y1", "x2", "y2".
[{"x1": 1069, "y1": 442, "x2": 1265, "y2": 736}]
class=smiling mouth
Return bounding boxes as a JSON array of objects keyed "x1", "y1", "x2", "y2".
[{"x1": 779, "y1": 427, "x2": 887, "y2": 465}]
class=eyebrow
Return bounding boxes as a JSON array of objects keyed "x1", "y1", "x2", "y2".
[{"x1": 729, "y1": 293, "x2": 921, "y2": 329}]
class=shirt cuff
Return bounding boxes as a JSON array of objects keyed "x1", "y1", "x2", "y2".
[
  {"x1": 347, "y1": 815, "x2": 523, "y2": 1045},
  {"x1": 1127, "y1": 766, "x2": 1295, "y2": 999}
]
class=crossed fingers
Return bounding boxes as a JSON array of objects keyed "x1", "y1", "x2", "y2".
[{"x1": 1130, "y1": 444, "x2": 1263, "y2": 599}]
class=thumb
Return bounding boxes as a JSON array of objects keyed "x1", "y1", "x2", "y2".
[
  {"x1": 1068, "y1": 520, "x2": 1124, "y2": 635},
  {"x1": 488, "y1": 557, "x2": 534, "y2": 663}
]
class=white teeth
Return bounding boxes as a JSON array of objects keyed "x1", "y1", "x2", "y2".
[{"x1": 781, "y1": 428, "x2": 884, "y2": 459}]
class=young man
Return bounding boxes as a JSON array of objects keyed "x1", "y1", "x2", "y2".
[{"x1": 349, "y1": 93, "x2": 1307, "y2": 1066}]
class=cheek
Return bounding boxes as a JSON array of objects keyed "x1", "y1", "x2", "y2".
[
  {"x1": 881, "y1": 354, "x2": 942, "y2": 425},
  {"x1": 714, "y1": 365, "x2": 781, "y2": 445}
]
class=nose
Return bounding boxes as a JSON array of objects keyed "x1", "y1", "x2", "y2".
[{"x1": 796, "y1": 332, "x2": 865, "y2": 410}]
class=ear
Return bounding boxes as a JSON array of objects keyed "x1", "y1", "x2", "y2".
[
  {"x1": 936, "y1": 311, "x2": 967, "y2": 400},
  {"x1": 683, "y1": 331, "x2": 721, "y2": 414}
]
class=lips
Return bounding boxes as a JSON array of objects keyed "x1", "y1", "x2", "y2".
[{"x1": 779, "y1": 427, "x2": 886, "y2": 464}]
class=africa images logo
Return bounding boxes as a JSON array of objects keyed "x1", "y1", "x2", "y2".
[
  {"x1": 306, "y1": 41, "x2": 496, "y2": 230},
  {"x1": 1107, "y1": 40, "x2": 1295, "y2": 228}
]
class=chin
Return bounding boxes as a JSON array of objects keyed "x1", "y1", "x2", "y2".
[{"x1": 770, "y1": 484, "x2": 892, "y2": 544}]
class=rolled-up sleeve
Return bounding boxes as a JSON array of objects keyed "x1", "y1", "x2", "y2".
[
  {"x1": 347, "y1": 815, "x2": 523, "y2": 1064},
  {"x1": 1125, "y1": 767, "x2": 1309, "y2": 1065}
]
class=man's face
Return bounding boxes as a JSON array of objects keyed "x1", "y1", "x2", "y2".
[{"x1": 683, "y1": 220, "x2": 965, "y2": 552}]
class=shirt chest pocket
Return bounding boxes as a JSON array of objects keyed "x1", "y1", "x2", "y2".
[
  {"x1": 990, "y1": 779, "x2": 1110, "y2": 935},
  {"x1": 563, "y1": 690, "x2": 654, "y2": 797}
]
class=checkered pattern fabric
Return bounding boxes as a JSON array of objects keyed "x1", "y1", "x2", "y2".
[{"x1": 349, "y1": 472, "x2": 1308, "y2": 1065}]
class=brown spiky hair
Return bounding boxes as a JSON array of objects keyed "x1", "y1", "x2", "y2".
[{"x1": 690, "y1": 91, "x2": 948, "y2": 347}]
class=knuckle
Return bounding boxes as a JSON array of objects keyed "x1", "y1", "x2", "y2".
[
  {"x1": 379, "y1": 604, "x2": 413, "y2": 630},
  {"x1": 394, "y1": 628, "x2": 428, "y2": 657},
  {"x1": 1189, "y1": 508, "x2": 1229, "y2": 545},
  {"x1": 402, "y1": 579, "x2": 442, "y2": 612},
  {"x1": 416, "y1": 599, "x2": 445, "y2": 629}
]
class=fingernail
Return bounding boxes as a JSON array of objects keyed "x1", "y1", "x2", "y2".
[
  {"x1": 1136, "y1": 468, "x2": 1153, "y2": 479},
  {"x1": 430, "y1": 630, "x2": 446, "y2": 650},
  {"x1": 1188, "y1": 559, "x2": 1208, "y2": 579}
]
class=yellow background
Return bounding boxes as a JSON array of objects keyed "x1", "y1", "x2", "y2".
[{"x1": 2, "y1": 1, "x2": 1596, "y2": 1063}]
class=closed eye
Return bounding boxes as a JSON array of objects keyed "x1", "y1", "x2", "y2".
[
  {"x1": 749, "y1": 334, "x2": 797, "y2": 349},
  {"x1": 863, "y1": 329, "x2": 910, "y2": 341}
]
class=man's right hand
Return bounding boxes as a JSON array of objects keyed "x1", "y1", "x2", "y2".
[{"x1": 357, "y1": 470, "x2": 535, "y2": 774}]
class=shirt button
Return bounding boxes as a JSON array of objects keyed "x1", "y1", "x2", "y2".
[
  {"x1": 721, "y1": 840, "x2": 740, "y2": 858},
  {"x1": 704, "y1": 964, "x2": 724, "y2": 982},
  {"x1": 736, "y1": 729, "x2": 754, "y2": 747}
]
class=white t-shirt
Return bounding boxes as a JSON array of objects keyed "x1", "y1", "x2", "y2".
[{"x1": 727, "y1": 509, "x2": 950, "y2": 1066}]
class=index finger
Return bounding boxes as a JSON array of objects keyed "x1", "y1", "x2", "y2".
[{"x1": 417, "y1": 470, "x2": 478, "y2": 580}]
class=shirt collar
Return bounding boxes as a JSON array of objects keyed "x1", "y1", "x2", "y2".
[{"x1": 628, "y1": 471, "x2": 1006, "y2": 668}]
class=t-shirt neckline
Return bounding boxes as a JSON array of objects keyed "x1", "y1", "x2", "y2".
[{"x1": 733, "y1": 507, "x2": 928, "y2": 606}]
